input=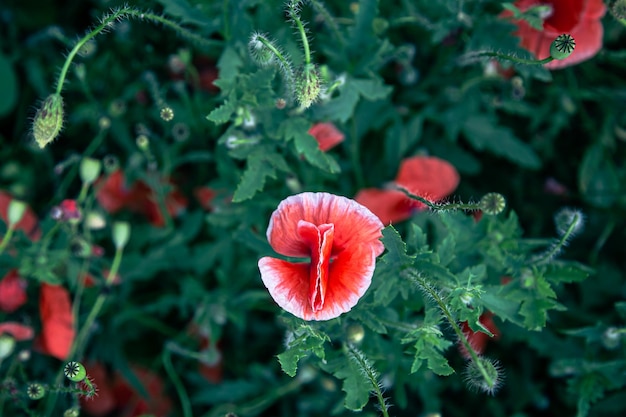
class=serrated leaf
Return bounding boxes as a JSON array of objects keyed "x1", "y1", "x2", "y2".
[
  {"x1": 321, "y1": 352, "x2": 372, "y2": 411},
  {"x1": 463, "y1": 116, "x2": 541, "y2": 169},
  {"x1": 217, "y1": 45, "x2": 243, "y2": 85},
  {"x1": 280, "y1": 118, "x2": 340, "y2": 173},
  {"x1": 408, "y1": 325, "x2": 454, "y2": 376},
  {"x1": 520, "y1": 297, "x2": 557, "y2": 331},
  {"x1": 313, "y1": 77, "x2": 391, "y2": 123},
  {"x1": 437, "y1": 235, "x2": 456, "y2": 267},
  {"x1": 380, "y1": 225, "x2": 415, "y2": 268},
  {"x1": 232, "y1": 148, "x2": 290, "y2": 202},
  {"x1": 544, "y1": 263, "x2": 592, "y2": 283},
  {"x1": 207, "y1": 91, "x2": 237, "y2": 124},
  {"x1": 352, "y1": 78, "x2": 393, "y2": 101},
  {"x1": 277, "y1": 325, "x2": 328, "y2": 377}
]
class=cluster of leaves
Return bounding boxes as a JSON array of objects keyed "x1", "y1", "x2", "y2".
[{"x1": 0, "y1": 0, "x2": 625, "y2": 416}]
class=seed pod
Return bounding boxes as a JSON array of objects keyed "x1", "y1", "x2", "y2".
[
  {"x1": 64, "y1": 361, "x2": 87, "y2": 382},
  {"x1": 479, "y1": 193, "x2": 506, "y2": 215},
  {"x1": 32, "y1": 94, "x2": 64, "y2": 149},
  {"x1": 27, "y1": 383, "x2": 46, "y2": 400},
  {"x1": 550, "y1": 34, "x2": 576, "y2": 60}
]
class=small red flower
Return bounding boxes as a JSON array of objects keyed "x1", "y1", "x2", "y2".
[
  {"x1": 0, "y1": 322, "x2": 34, "y2": 341},
  {"x1": 355, "y1": 156, "x2": 460, "y2": 224},
  {"x1": 80, "y1": 363, "x2": 172, "y2": 417},
  {"x1": 0, "y1": 269, "x2": 28, "y2": 313},
  {"x1": 38, "y1": 283, "x2": 75, "y2": 360},
  {"x1": 57, "y1": 199, "x2": 82, "y2": 221},
  {"x1": 459, "y1": 312, "x2": 501, "y2": 359},
  {"x1": 258, "y1": 192, "x2": 384, "y2": 321},
  {"x1": 96, "y1": 170, "x2": 188, "y2": 227},
  {"x1": 308, "y1": 122, "x2": 345, "y2": 152},
  {"x1": 502, "y1": 0, "x2": 606, "y2": 69},
  {"x1": 0, "y1": 190, "x2": 41, "y2": 240}
]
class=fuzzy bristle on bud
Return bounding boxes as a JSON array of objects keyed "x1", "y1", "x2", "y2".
[
  {"x1": 464, "y1": 357, "x2": 503, "y2": 395},
  {"x1": 609, "y1": 0, "x2": 626, "y2": 20},
  {"x1": 550, "y1": 34, "x2": 575, "y2": 60},
  {"x1": 554, "y1": 208, "x2": 584, "y2": 237},
  {"x1": 248, "y1": 33, "x2": 276, "y2": 67},
  {"x1": 295, "y1": 64, "x2": 321, "y2": 109},
  {"x1": 32, "y1": 94, "x2": 64, "y2": 148}
]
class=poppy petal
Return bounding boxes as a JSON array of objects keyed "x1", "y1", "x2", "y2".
[
  {"x1": 0, "y1": 269, "x2": 28, "y2": 313},
  {"x1": 308, "y1": 122, "x2": 345, "y2": 152},
  {"x1": 0, "y1": 322, "x2": 35, "y2": 341},
  {"x1": 354, "y1": 188, "x2": 414, "y2": 225},
  {"x1": 39, "y1": 284, "x2": 75, "y2": 360},
  {"x1": 267, "y1": 192, "x2": 384, "y2": 258},
  {"x1": 259, "y1": 257, "x2": 311, "y2": 319},
  {"x1": 395, "y1": 156, "x2": 460, "y2": 204},
  {"x1": 297, "y1": 221, "x2": 334, "y2": 312}
]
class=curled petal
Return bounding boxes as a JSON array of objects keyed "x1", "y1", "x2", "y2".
[
  {"x1": 266, "y1": 192, "x2": 384, "y2": 258},
  {"x1": 259, "y1": 244, "x2": 377, "y2": 321},
  {"x1": 395, "y1": 156, "x2": 460, "y2": 203},
  {"x1": 354, "y1": 188, "x2": 415, "y2": 225},
  {"x1": 0, "y1": 322, "x2": 34, "y2": 341},
  {"x1": 308, "y1": 122, "x2": 345, "y2": 152}
]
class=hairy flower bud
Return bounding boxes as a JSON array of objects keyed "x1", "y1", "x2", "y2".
[
  {"x1": 295, "y1": 64, "x2": 321, "y2": 109},
  {"x1": 609, "y1": 0, "x2": 626, "y2": 20},
  {"x1": 32, "y1": 94, "x2": 64, "y2": 148},
  {"x1": 464, "y1": 357, "x2": 503, "y2": 395},
  {"x1": 554, "y1": 208, "x2": 584, "y2": 237},
  {"x1": 248, "y1": 33, "x2": 276, "y2": 67},
  {"x1": 550, "y1": 34, "x2": 576, "y2": 60}
]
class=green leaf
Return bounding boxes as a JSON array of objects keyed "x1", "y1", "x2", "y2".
[
  {"x1": 322, "y1": 352, "x2": 372, "y2": 411},
  {"x1": 544, "y1": 262, "x2": 592, "y2": 283},
  {"x1": 207, "y1": 90, "x2": 237, "y2": 124},
  {"x1": 232, "y1": 147, "x2": 290, "y2": 202},
  {"x1": 0, "y1": 53, "x2": 17, "y2": 116},
  {"x1": 277, "y1": 325, "x2": 329, "y2": 377},
  {"x1": 406, "y1": 325, "x2": 454, "y2": 376},
  {"x1": 380, "y1": 225, "x2": 415, "y2": 268},
  {"x1": 579, "y1": 144, "x2": 620, "y2": 208},
  {"x1": 314, "y1": 77, "x2": 392, "y2": 123},
  {"x1": 156, "y1": 0, "x2": 214, "y2": 26},
  {"x1": 280, "y1": 118, "x2": 340, "y2": 173},
  {"x1": 216, "y1": 45, "x2": 244, "y2": 86},
  {"x1": 463, "y1": 116, "x2": 541, "y2": 169}
]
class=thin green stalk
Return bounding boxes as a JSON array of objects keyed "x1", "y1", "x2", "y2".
[
  {"x1": 256, "y1": 35, "x2": 293, "y2": 74},
  {"x1": 292, "y1": 14, "x2": 311, "y2": 65},
  {"x1": 531, "y1": 212, "x2": 581, "y2": 265},
  {"x1": 460, "y1": 50, "x2": 554, "y2": 66},
  {"x1": 163, "y1": 346, "x2": 193, "y2": 417},
  {"x1": 0, "y1": 226, "x2": 15, "y2": 255},
  {"x1": 346, "y1": 345, "x2": 390, "y2": 417},
  {"x1": 397, "y1": 186, "x2": 479, "y2": 211},
  {"x1": 408, "y1": 271, "x2": 496, "y2": 390}
]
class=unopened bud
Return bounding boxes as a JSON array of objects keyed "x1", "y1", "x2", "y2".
[
  {"x1": 346, "y1": 323, "x2": 365, "y2": 344},
  {"x1": 550, "y1": 34, "x2": 575, "y2": 60},
  {"x1": 464, "y1": 357, "x2": 503, "y2": 395},
  {"x1": 7, "y1": 199, "x2": 27, "y2": 227},
  {"x1": 609, "y1": 0, "x2": 626, "y2": 20},
  {"x1": 295, "y1": 64, "x2": 321, "y2": 109},
  {"x1": 112, "y1": 221, "x2": 130, "y2": 250},
  {"x1": 33, "y1": 94, "x2": 64, "y2": 148},
  {"x1": 0, "y1": 335, "x2": 16, "y2": 359},
  {"x1": 554, "y1": 208, "x2": 584, "y2": 237},
  {"x1": 80, "y1": 157, "x2": 102, "y2": 185},
  {"x1": 248, "y1": 33, "x2": 276, "y2": 67}
]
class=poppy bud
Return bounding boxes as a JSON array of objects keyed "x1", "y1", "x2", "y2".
[
  {"x1": 80, "y1": 157, "x2": 102, "y2": 186},
  {"x1": 346, "y1": 323, "x2": 365, "y2": 344},
  {"x1": 32, "y1": 94, "x2": 64, "y2": 149},
  {"x1": 7, "y1": 199, "x2": 27, "y2": 227},
  {"x1": 0, "y1": 335, "x2": 15, "y2": 360},
  {"x1": 550, "y1": 34, "x2": 576, "y2": 60},
  {"x1": 295, "y1": 64, "x2": 321, "y2": 109},
  {"x1": 248, "y1": 33, "x2": 276, "y2": 67},
  {"x1": 112, "y1": 221, "x2": 130, "y2": 250},
  {"x1": 464, "y1": 357, "x2": 503, "y2": 395},
  {"x1": 554, "y1": 208, "x2": 584, "y2": 237},
  {"x1": 609, "y1": 0, "x2": 626, "y2": 20}
]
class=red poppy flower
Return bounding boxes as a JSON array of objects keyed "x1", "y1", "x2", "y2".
[
  {"x1": 459, "y1": 312, "x2": 501, "y2": 359},
  {"x1": 81, "y1": 363, "x2": 172, "y2": 417},
  {"x1": 38, "y1": 283, "x2": 75, "y2": 360},
  {"x1": 503, "y1": 0, "x2": 606, "y2": 69},
  {"x1": 355, "y1": 156, "x2": 460, "y2": 225},
  {"x1": 194, "y1": 187, "x2": 217, "y2": 211},
  {"x1": 0, "y1": 190, "x2": 41, "y2": 240},
  {"x1": 258, "y1": 192, "x2": 384, "y2": 321},
  {"x1": 0, "y1": 269, "x2": 28, "y2": 313},
  {"x1": 308, "y1": 122, "x2": 345, "y2": 152},
  {"x1": 0, "y1": 322, "x2": 34, "y2": 341},
  {"x1": 96, "y1": 170, "x2": 188, "y2": 227}
]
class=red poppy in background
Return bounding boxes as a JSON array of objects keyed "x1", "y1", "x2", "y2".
[
  {"x1": 80, "y1": 363, "x2": 172, "y2": 417},
  {"x1": 503, "y1": 0, "x2": 606, "y2": 69},
  {"x1": 258, "y1": 192, "x2": 384, "y2": 321},
  {"x1": 38, "y1": 283, "x2": 75, "y2": 360},
  {"x1": 458, "y1": 312, "x2": 501, "y2": 359},
  {"x1": 0, "y1": 322, "x2": 34, "y2": 341},
  {"x1": 96, "y1": 170, "x2": 188, "y2": 227},
  {"x1": 0, "y1": 269, "x2": 28, "y2": 313},
  {"x1": 194, "y1": 187, "x2": 217, "y2": 211},
  {"x1": 355, "y1": 156, "x2": 460, "y2": 225},
  {"x1": 308, "y1": 122, "x2": 345, "y2": 152},
  {"x1": 0, "y1": 190, "x2": 41, "y2": 240}
]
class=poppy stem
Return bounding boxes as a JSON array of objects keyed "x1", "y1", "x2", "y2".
[
  {"x1": 396, "y1": 186, "x2": 480, "y2": 212},
  {"x1": 530, "y1": 211, "x2": 582, "y2": 265},
  {"x1": 163, "y1": 346, "x2": 193, "y2": 417},
  {"x1": 0, "y1": 226, "x2": 15, "y2": 256},
  {"x1": 458, "y1": 50, "x2": 554, "y2": 66},
  {"x1": 345, "y1": 344, "x2": 391, "y2": 417},
  {"x1": 407, "y1": 270, "x2": 497, "y2": 391}
]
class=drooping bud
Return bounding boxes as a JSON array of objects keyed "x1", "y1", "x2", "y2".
[
  {"x1": 32, "y1": 94, "x2": 64, "y2": 148},
  {"x1": 248, "y1": 32, "x2": 276, "y2": 67},
  {"x1": 464, "y1": 357, "x2": 503, "y2": 395},
  {"x1": 295, "y1": 64, "x2": 321, "y2": 109},
  {"x1": 550, "y1": 34, "x2": 575, "y2": 60},
  {"x1": 80, "y1": 157, "x2": 102, "y2": 185},
  {"x1": 479, "y1": 193, "x2": 506, "y2": 215},
  {"x1": 554, "y1": 208, "x2": 584, "y2": 237}
]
